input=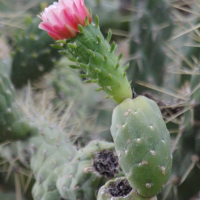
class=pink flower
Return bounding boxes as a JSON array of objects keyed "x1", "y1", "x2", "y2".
[{"x1": 38, "y1": 0, "x2": 92, "y2": 40}]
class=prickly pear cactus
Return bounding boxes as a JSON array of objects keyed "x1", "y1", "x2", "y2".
[
  {"x1": 11, "y1": 17, "x2": 61, "y2": 88},
  {"x1": 97, "y1": 177, "x2": 157, "y2": 200},
  {"x1": 56, "y1": 140, "x2": 119, "y2": 200},
  {"x1": 110, "y1": 96, "x2": 172, "y2": 198},
  {"x1": 0, "y1": 70, "x2": 30, "y2": 141},
  {"x1": 15, "y1": 119, "x2": 77, "y2": 200},
  {"x1": 58, "y1": 19, "x2": 132, "y2": 104},
  {"x1": 128, "y1": 0, "x2": 174, "y2": 91}
]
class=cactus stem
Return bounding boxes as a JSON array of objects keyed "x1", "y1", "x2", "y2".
[
  {"x1": 88, "y1": 49, "x2": 95, "y2": 57},
  {"x1": 123, "y1": 72, "x2": 126, "y2": 77},
  {"x1": 107, "y1": 29, "x2": 112, "y2": 43}
]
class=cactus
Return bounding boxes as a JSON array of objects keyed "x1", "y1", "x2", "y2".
[
  {"x1": 128, "y1": 0, "x2": 174, "y2": 92},
  {"x1": 0, "y1": 70, "x2": 31, "y2": 141},
  {"x1": 11, "y1": 17, "x2": 61, "y2": 88},
  {"x1": 57, "y1": 21, "x2": 132, "y2": 104},
  {"x1": 110, "y1": 96, "x2": 172, "y2": 198},
  {"x1": 46, "y1": 58, "x2": 83, "y2": 108},
  {"x1": 15, "y1": 119, "x2": 77, "y2": 200},
  {"x1": 97, "y1": 177, "x2": 157, "y2": 200},
  {"x1": 56, "y1": 140, "x2": 119, "y2": 200}
]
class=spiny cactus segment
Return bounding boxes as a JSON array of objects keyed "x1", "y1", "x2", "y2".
[
  {"x1": 57, "y1": 140, "x2": 119, "y2": 200},
  {"x1": 0, "y1": 70, "x2": 31, "y2": 141},
  {"x1": 110, "y1": 96, "x2": 172, "y2": 198},
  {"x1": 11, "y1": 17, "x2": 61, "y2": 88},
  {"x1": 55, "y1": 19, "x2": 132, "y2": 104}
]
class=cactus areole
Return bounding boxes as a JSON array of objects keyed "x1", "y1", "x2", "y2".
[{"x1": 38, "y1": 0, "x2": 132, "y2": 104}]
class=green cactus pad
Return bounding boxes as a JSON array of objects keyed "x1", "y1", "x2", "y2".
[
  {"x1": 97, "y1": 177, "x2": 157, "y2": 200},
  {"x1": 58, "y1": 22, "x2": 132, "y2": 104},
  {"x1": 128, "y1": 0, "x2": 174, "y2": 92},
  {"x1": 56, "y1": 140, "x2": 119, "y2": 200},
  {"x1": 110, "y1": 96, "x2": 172, "y2": 198},
  {"x1": 0, "y1": 70, "x2": 31, "y2": 141},
  {"x1": 15, "y1": 120, "x2": 77, "y2": 200},
  {"x1": 11, "y1": 17, "x2": 61, "y2": 88}
]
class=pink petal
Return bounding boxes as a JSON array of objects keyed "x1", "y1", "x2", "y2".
[
  {"x1": 48, "y1": 32, "x2": 62, "y2": 40},
  {"x1": 46, "y1": 9, "x2": 63, "y2": 26},
  {"x1": 61, "y1": 8, "x2": 78, "y2": 30},
  {"x1": 65, "y1": 24, "x2": 78, "y2": 38},
  {"x1": 73, "y1": 1, "x2": 85, "y2": 20},
  {"x1": 39, "y1": 21, "x2": 54, "y2": 32},
  {"x1": 53, "y1": 24, "x2": 70, "y2": 39},
  {"x1": 38, "y1": 0, "x2": 92, "y2": 40}
]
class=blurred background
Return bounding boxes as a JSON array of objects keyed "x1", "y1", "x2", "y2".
[{"x1": 0, "y1": 0, "x2": 200, "y2": 199}]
